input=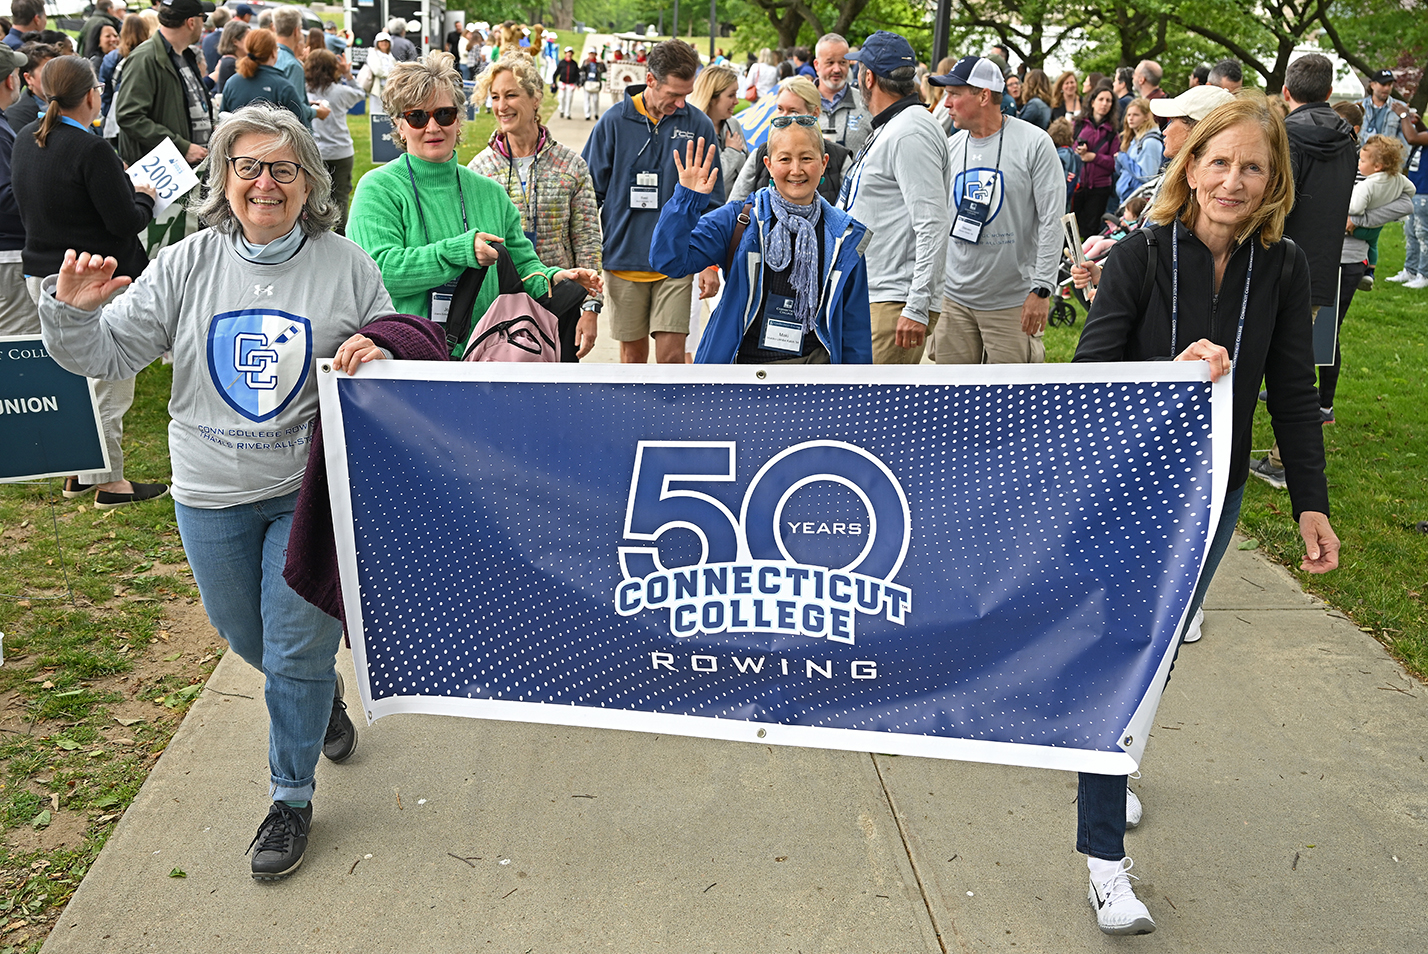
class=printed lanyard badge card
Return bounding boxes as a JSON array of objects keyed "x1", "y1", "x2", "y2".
[
  {"x1": 631, "y1": 171, "x2": 659, "y2": 210},
  {"x1": 760, "y1": 294, "x2": 804, "y2": 354},
  {"x1": 430, "y1": 278, "x2": 459, "y2": 324},
  {"x1": 951, "y1": 190, "x2": 991, "y2": 243}
]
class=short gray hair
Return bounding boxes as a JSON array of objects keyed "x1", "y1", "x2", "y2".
[
  {"x1": 272, "y1": 5, "x2": 302, "y2": 39},
  {"x1": 195, "y1": 104, "x2": 338, "y2": 237},
  {"x1": 382, "y1": 51, "x2": 466, "y2": 150}
]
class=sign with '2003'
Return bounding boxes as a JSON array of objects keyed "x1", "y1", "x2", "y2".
[{"x1": 323, "y1": 362, "x2": 1229, "y2": 775}]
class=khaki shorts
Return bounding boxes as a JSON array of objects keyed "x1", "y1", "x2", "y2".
[{"x1": 606, "y1": 272, "x2": 694, "y2": 341}]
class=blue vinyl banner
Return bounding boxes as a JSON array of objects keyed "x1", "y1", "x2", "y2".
[{"x1": 319, "y1": 363, "x2": 1230, "y2": 774}]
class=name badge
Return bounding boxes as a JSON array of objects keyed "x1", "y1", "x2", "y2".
[
  {"x1": 952, "y1": 195, "x2": 992, "y2": 244},
  {"x1": 760, "y1": 294, "x2": 804, "y2": 354},
  {"x1": 429, "y1": 278, "x2": 459, "y2": 324},
  {"x1": 630, "y1": 186, "x2": 659, "y2": 210}
]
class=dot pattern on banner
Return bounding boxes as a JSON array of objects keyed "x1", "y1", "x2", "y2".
[{"x1": 338, "y1": 379, "x2": 1213, "y2": 753}]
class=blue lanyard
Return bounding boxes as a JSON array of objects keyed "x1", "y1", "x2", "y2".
[
  {"x1": 404, "y1": 155, "x2": 468, "y2": 245},
  {"x1": 1171, "y1": 223, "x2": 1253, "y2": 364}
]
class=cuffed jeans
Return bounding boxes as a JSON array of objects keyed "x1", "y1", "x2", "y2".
[
  {"x1": 1077, "y1": 482, "x2": 1245, "y2": 859},
  {"x1": 1403, "y1": 194, "x2": 1428, "y2": 276},
  {"x1": 175, "y1": 489, "x2": 342, "y2": 803}
]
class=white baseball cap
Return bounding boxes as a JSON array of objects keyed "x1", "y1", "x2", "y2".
[{"x1": 1150, "y1": 85, "x2": 1235, "y2": 122}]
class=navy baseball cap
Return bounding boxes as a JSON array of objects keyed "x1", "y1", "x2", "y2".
[
  {"x1": 928, "y1": 56, "x2": 1005, "y2": 93},
  {"x1": 234, "y1": 3, "x2": 255, "y2": 16},
  {"x1": 1369, "y1": 69, "x2": 1395, "y2": 85},
  {"x1": 846, "y1": 30, "x2": 916, "y2": 77}
]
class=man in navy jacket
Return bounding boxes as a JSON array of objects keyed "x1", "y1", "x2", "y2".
[
  {"x1": 582, "y1": 40, "x2": 723, "y2": 363},
  {"x1": 0, "y1": 45, "x2": 33, "y2": 335}
]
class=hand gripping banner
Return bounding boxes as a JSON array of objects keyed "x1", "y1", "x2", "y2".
[{"x1": 317, "y1": 362, "x2": 1230, "y2": 775}]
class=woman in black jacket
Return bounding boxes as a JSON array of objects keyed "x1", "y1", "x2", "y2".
[
  {"x1": 1069, "y1": 95, "x2": 1339, "y2": 937},
  {"x1": 12, "y1": 55, "x2": 162, "y2": 508}
]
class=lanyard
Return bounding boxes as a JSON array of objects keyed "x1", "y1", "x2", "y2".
[
  {"x1": 404, "y1": 154, "x2": 468, "y2": 245},
  {"x1": 1171, "y1": 224, "x2": 1254, "y2": 364},
  {"x1": 505, "y1": 153, "x2": 538, "y2": 231},
  {"x1": 960, "y1": 115, "x2": 1007, "y2": 182},
  {"x1": 633, "y1": 91, "x2": 662, "y2": 164},
  {"x1": 839, "y1": 123, "x2": 883, "y2": 209}
]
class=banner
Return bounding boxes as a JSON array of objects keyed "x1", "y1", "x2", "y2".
[
  {"x1": 0, "y1": 336, "x2": 108, "y2": 482},
  {"x1": 319, "y1": 362, "x2": 1229, "y2": 775}
]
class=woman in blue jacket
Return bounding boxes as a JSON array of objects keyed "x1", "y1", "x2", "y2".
[{"x1": 650, "y1": 118, "x2": 873, "y2": 364}]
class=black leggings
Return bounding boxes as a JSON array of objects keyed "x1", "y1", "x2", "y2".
[{"x1": 1072, "y1": 185, "x2": 1114, "y2": 241}]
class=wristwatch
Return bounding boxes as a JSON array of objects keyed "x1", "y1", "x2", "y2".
[
  {"x1": 1031, "y1": 286, "x2": 1051, "y2": 299},
  {"x1": 582, "y1": 300, "x2": 602, "y2": 313}
]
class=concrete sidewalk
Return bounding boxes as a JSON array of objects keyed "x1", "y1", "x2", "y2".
[{"x1": 40, "y1": 540, "x2": 1428, "y2": 953}]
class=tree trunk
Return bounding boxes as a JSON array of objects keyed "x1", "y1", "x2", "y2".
[{"x1": 551, "y1": 0, "x2": 574, "y2": 31}]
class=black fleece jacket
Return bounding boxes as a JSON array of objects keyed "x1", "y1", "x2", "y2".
[
  {"x1": 1074, "y1": 222, "x2": 1329, "y2": 519},
  {"x1": 1283, "y1": 102, "x2": 1356, "y2": 307}
]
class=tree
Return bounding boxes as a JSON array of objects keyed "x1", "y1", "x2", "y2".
[{"x1": 947, "y1": 0, "x2": 1092, "y2": 70}]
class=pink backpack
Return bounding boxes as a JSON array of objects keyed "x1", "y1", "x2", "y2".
[{"x1": 458, "y1": 246, "x2": 561, "y2": 362}]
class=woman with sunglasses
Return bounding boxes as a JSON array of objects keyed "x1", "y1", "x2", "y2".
[
  {"x1": 466, "y1": 51, "x2": 601, "y2": 359},
  {"x1": 38, "y1": 104, "x2": 396, "y2": 881},
  {"x1": 650, "y1": 118, "x2": 873, "y2": 364},
  {"x1": 10, "y1": 55, "x2": 163, "y2": 508},
  {"x1": 349, "y1": 51, "x2": 601, "y2": 357}
]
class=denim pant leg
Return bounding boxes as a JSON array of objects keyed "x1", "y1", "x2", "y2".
[
  {"x1": 1077, "y1": 483, "x2": 1246, "y2": 859},
  {"x1": 175, "y1": 490, "x2": 342, "y2": 803},
  {"x1": 1405, "y1": 195, "x2": 1428, "y2": 276}
]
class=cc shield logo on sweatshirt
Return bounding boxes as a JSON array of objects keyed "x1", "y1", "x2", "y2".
[
  {"x1": 953, "y1": 168, "x2": 1005, "y2": 223},
  {"x1": 206, "y1": 309, "x2": 313, "y2": 423}
]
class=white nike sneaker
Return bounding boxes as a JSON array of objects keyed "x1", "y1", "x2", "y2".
[
  {"x1": 1385, "y1": 269, "x2": 1416, "y2": 283},
  {"x1": 1182, "y1": 607, "x2": 1204, "y2": 643},
  {"x1": 1406, "y1": 274, "x2": 1428, "y2": 289},
  {"x1": 1126, "y1": 786, "x2": 1143, "y2": 829},
  {"x1": 1088, "y1": 857, "x2": 1157, "y2": 935}
]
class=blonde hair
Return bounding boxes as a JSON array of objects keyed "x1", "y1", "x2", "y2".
[
  {"x1": 1361, "y1": 134, "x2": 1406, "y2": 175},
  {"x1": 1148, "y1": 94, "x2": 1295, "y2": 248},
  {"x1": 382, "y1": 51, "x2": 466, "y2": 151},
  {"x1": 473, "y1": 51, "x2": 543, "y2": 105},
  {"x1": 689, "y1": 63, "x2": 738, "y2": 116},
  {"x1": 1120, "y1": 97, "x2": 1156, "y2": 151},
  {"x1": 759, "y1": 47, "x2": 777, "y2": 67},
  {"x1": 776, "y1": 74, "x2": 821, "y2": 114}
]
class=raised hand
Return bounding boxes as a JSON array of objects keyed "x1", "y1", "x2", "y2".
[
  {"x1": 673, "y1": 137, "x2": 719, "y2": 195},
  {"x1": 55, "y1": 251, "x2": 132, "y2": 312}
]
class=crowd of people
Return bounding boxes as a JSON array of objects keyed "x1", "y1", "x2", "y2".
[{"x1": 14, "y1": 5, "x2": 1419, "y2": 931}]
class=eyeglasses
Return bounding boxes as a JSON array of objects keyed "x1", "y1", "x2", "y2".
[
  {"x1": 770, "y1": 115, "x2": 819, "y2": 129},
  {"x1": 400, "y1": 107, "x2": 461, "y2": 128},
  {"x1": 228, "y1": 157, "x2": 305, "y2": 183}
]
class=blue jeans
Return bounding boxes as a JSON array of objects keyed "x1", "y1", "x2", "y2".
[
  {"x1": 1077, "y1": 483, "x2": 1245, "y2": 859},
  {"x1": 1403, "y1": 194, "x2": 1428, "y2": 276},
  {"x1": 175, "y1": 489, "x2": 342, "y2": 803}
]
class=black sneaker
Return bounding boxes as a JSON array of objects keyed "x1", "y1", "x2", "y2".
[
  {"x1": 62, "y1": 477, "x2": 94, "y2": 499},
  {"x1": 323, "y1": 673, "x2": 357, "y2": 762},
  {"x1": 248, "y1": 802, "x2": 311, "y2": 880}
]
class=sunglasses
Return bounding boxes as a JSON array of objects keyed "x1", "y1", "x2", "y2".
[
  {"x1": 770, "y1": 115, "x2": 819, "y2": 128},
  {"x1": 401, "y1": 107, "x2": 462, "y2": 128},
  {"x1": 228, "y1": 157, "x2": 305, "y2": 183}
]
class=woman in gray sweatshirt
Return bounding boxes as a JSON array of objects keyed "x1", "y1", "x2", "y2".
[{"x1": 38, "y1": 105, "x2": 394, "y2": 883}]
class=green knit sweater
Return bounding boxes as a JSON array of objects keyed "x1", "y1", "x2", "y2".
[{"x1": 347, "y1": 149, "x2": 559, "y2": 351}]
